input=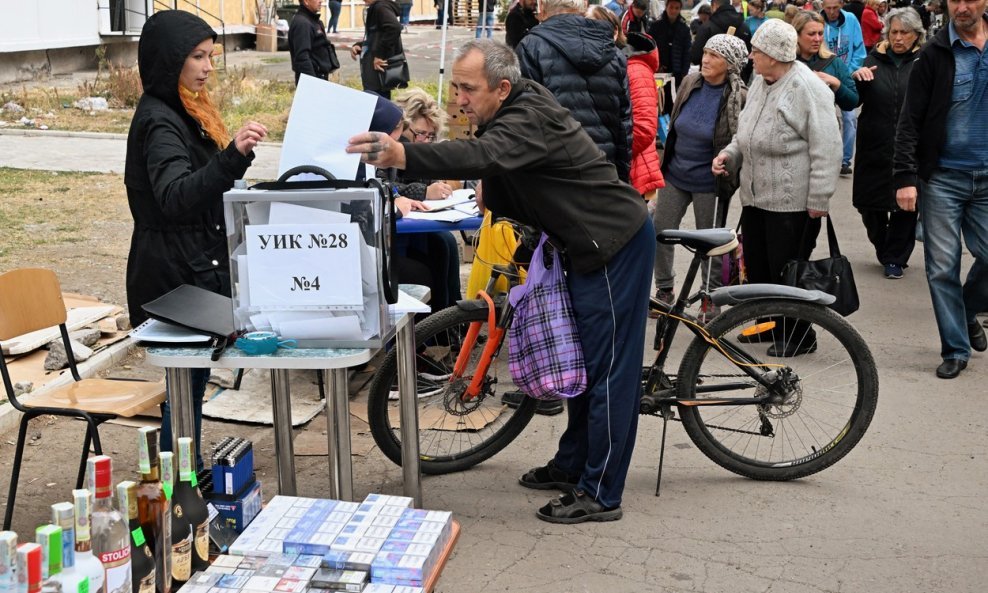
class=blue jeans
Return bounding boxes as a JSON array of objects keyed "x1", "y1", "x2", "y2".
[
  {"x1": 160, "y1": 367, "x2": 209, "y2": 470},
  {"x1": 919, "y1": 167, "x2": 988, "y2": 361},
  {"x1": 328, "y1": 0, "x2": 341, "y2": 33},
  {"x1": 841, "y1": 109, "x2": 857, "y2": 168},
  {"x1": 475, "y1": 12, "x2": 494, "y2": 38},
  {"x1": 400, "y1": 4, "x2": 412, "y2": 26}
]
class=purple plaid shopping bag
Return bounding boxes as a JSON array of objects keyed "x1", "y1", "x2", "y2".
[{"x1": 507, "y1": 234, "x2": 587, "y2": 400}]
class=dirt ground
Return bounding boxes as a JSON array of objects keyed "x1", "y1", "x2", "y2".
[{"x1": 0, "y1": 169, "x2": 405, "y2": 537}]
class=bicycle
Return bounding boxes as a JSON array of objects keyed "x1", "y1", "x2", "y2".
[{"x1": 366, "y1": 225, "x2": 879, "y2": 491}]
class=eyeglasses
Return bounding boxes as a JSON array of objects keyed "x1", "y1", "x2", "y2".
[{"x1": 411, "y1": 129, "x2": 437, "y2": 142}]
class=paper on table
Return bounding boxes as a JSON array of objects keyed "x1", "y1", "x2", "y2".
[
  {"x1": 266, "y1": 310, "x2": 336, "y2": 335},
  {"x1": 422, "y1": 193, "x2": 475, "y2": 211},
  {"x1": 279, "y1": 75, "x2": 377, "y2": 180},
  {"x1": 130, "y1": 319, "x2": 212, "y2": 344},
  {"x1": 280, "y1": 315, "x2": 363, "y2": 340},
  {"x1": 389, "y1": 291, "x2": 431, "y2": 314},
  {"x1": 403, "y1": 209, "x2": 477, "y2": 223},
  {"x1": 269, "y1": 202, "x2": 350, "y2": 225}
]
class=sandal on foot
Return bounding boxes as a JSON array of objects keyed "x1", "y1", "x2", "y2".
[
  {"x1": 518, "y1": 460, "x2": 580, "y2": 491},
  {"x1": 536, "y1": 490, "x2": 623, "y2": 524}
]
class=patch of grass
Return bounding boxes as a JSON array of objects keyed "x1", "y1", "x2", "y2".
[
  {"x1": 1, "y1": 66, "x2": 447, "y2": 140},
  {"x1": 260, "y1": 56, "x2": 290, "y2": 64},
  {"x1": 0, "y1": 168, "x2": 127, "y2": 262}
]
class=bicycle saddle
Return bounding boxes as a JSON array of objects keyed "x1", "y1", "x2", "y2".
[{"x1": 656, "y1": 228, "x2": 738, "y2": 256}]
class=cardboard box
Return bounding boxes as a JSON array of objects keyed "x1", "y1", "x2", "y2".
[{"x1": 212, "y1": 481, "x2": 263, "y2": 533}]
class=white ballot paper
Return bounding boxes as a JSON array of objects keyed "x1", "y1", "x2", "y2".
[{"x1": 279, "y1": 75, "x2": 377, "y2": 180}]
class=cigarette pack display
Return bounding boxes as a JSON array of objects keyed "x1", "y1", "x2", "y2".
[
  {"x1": 282, "y1": 566, "x2": 316, "y2": 581},
  {"x1": 293, "y1": 554, "x2": 324, "y2": 569},
  {"x1": 210, "y1": 439, "x2": 255, "y2": 497},
  {"x1": 243, "y1": 575, "x2": 282, "y2": 590},
  {"x1": 262, "y1": 554, "x2": 299, "y2": 568},
  {"x1": 320, "y1": 551, "x2": 373, "y2": 573},
  {"x1": 211, "y1": 555, "x2": 245, "y2": 568},
  {"x1": 189, "y1": 571, "x2": 223, "y2": 587},
  {"x1": 309, "y1": 568, "x2": 368, "y2": 592},
  {"x1": 215, "y1": 573, "x2": 251, "y2": 589},
  {"x1": 362, "y1": 585, "x2": 396, "y2": 593},
  {"x1": 274, "y1": 577, "x2": 308, "y2": 592}
]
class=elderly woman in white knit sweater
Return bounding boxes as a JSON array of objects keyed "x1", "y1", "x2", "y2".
[{"x1": 712, "y1": 18, "x2": 842, "y2": 356}]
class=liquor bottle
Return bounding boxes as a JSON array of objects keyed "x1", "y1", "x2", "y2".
[
  {"x1": 160, "y1": 451, "x2": 190, "y2": 588},
  {"x1": 135, "y1": 427, "x2": 171, "y2": 593},
  {"x1": 86, "y1": 456, "x2": 132, "y2": 593},
  {"x1": 118, "y1": 481, "x2": 156, "y2": 593},
  {"x1": 174, "y1": 437, "x2": 209, "y2": 572},
  {"x1": 51, "y1": 503, "x2": 76, "y2": 581},
  {"x1": 72, "y1": 489, "x2": 106, "y2": 593}
]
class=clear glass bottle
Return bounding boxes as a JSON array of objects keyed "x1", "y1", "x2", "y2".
[
  {"x1": 118, "y1": 482, "x2": 156, "y2": 593},
  {"x1": 135, "y1": 427, "x2": 171, "y2": 593},
  {"x1": 160, "y1": 451, "x2": 190, "y2": 588},
  {"x1": 174, "y1": 438, "x2": 209, "y2": 573},
  {"x1": 86, "y1": 456, "x2": 132, "y2": 593},
  {"x1": 72, "y1": 489, "x2": 106, "y2": 593}
]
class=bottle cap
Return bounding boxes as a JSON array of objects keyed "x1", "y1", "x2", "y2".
[
  {"x1": 18, "y1": 543, "x2": 42, "y2": 593},
  {"x1": 138, "y1": 427, "x2": 158, "y2": 475},
  {"x1": 160, "y1": 451, "x2": 175, "y2": 500},
  {"x1": 50, "y1": 502, "x2": 75, "y2": 570},
  {"x1": 86, "y1": 456, "x2": 113, "y2": 499},
  {"x1": 178, "y1": 437, "x2": 195, "y2": 483},
  {"x1": 117, "y1": 481, "x2": 138, "y2": 519},
  {"x1": 35, "y1": 524, "x2": 62, "y2": 579},
  {"x1": 72, "y1": 489, "x2": 91, "y2": 543}
]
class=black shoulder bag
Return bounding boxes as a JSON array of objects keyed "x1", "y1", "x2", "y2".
[{"x1": 781, "y1": 217, "x2": 860, "y2": 317}]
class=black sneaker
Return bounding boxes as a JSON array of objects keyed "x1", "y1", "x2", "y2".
[
  {"x1": 519, "y1": 460, "x2": 580, "y2": 490},
  {"x1": 840, "y1": 164, "x2": 853, "y2": 177},
  {"x1": 501, "y1": 391, "x2": 564, "y2": 416}
]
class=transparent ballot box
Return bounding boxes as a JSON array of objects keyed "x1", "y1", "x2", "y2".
[{"x1": 223, "y1": 184, "x2": 397, "y2": 348}]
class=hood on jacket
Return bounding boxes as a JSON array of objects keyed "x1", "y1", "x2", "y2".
[
  {"x1": 625, "y1": 32, "x2": 659, "y2": 71},
  {"x1": 138, "y1": 10, "x2": 217, "y2": 112},
  {"x1": 529, "y1": 14, "x2": 617, "y2": 74}
]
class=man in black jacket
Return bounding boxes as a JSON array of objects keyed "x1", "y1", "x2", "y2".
[
  {"x1": 648, "y1": 0, "x2": 693, "y2": 113},
  {"x1": 893, "y1": 0, "x2": 988, "y2": 379},
  {"x1": 515, "y1": 0, "x2": 633, "y2": 182},
  {"x1": 348, "y1": 39, "x2": 654, "y2": 525},
  {"x1": 288, "y1": 0, "x2": 339, "y2": 85},
  {"x1": 691, "y1": 0, "x2": 752, "y2": 67},
  {"x1": 505, "y1": 0, "x2": 539, "y2": 48}
]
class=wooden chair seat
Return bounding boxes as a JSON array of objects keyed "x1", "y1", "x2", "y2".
[{"x1": 24, "y1": 378, "x2": 165, "y2": 417}]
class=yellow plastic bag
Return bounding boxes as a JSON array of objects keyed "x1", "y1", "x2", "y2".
[{"x1": 466, "y1": 212, "x2": 525, "y2": 297}]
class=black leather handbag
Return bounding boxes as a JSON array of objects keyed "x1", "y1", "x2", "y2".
[
  {"x1": 380, "y1": 51, "x2": 410, "y2": 90},
  {"x1": 781, "y1": 217, "x2": 860, "y2": 317}
]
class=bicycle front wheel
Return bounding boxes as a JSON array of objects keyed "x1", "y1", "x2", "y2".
[
  {"x1": 676, "y1": 299, "x2": 878, "y2": 481},
  {"x1": 367, "y1": 304, "x2": 537, "y2": 475}
]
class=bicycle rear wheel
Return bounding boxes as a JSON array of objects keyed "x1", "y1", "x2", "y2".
[
  {"x1": 367, "y1": 304, "x2": 537, "y2": 475},
  {"x1": 676, "y1": 299, "x2": 878, "y2": 481}
]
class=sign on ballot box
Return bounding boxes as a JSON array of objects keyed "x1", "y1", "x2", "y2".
[
  {"x1": 246, "y1": 223, "x2": 363, "y2": 309},
  {"x1": 224, "y1": 186, "x2": 397, "y2": 348}
]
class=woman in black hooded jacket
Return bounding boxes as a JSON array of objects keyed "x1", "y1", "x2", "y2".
[{"x1": 124, "y1": 10, "x2": 267, "y2": 466}]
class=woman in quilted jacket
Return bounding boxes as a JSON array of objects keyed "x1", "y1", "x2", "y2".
[
  {"x1": 588, "y1": 10, "x2": 665, "y2": 200},
  {"x1": 652, "y1": 34, "x2": 748, "y2": 321}
]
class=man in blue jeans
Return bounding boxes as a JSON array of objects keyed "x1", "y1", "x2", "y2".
[
  {"x1": 893, "y1": 0, "x2": 988, "y2": 379},
  {"x1": 822, "y1": 0, "x2": 866, "y2": 176}
]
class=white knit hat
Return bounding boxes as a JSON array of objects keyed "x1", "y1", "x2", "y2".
[{"x1": 751, "y1": 18, "x2": 797, "y2": 63}]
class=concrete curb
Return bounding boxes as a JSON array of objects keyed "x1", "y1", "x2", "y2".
[
  {"x1": 0, "y1": 337, "x2": 141, "y2": 437},
  {"x1": 0, "y1": 127, "x2": 284, "y2": 148}
]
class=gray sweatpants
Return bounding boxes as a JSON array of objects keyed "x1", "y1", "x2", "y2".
[{"x1": 652, "y1": 183, "x2": 728, "y2": 291}]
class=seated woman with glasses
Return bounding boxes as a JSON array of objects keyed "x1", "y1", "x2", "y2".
[{"x1": 376, "y1": 88, "x2": 463, "y2": 314}]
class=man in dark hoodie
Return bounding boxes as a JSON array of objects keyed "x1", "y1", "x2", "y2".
[
  {"x1": 288, "y1": 0, "x2": 339, "y2": 85},
  {"x1": 648, "y1": 0, "x2": 693, "y2": 113},
  {"x1": 125, "y1": 10, "x2": 266, "y2": 466},
  {"x1": 515, "y1": 0, "x2": 633, "y2": 182},
  {"x1": 691, "y1": 0, "x2": 752, "y2": 68},
  {"x1": 348, "y1": 39, "x2": 654, "y2": 525}
]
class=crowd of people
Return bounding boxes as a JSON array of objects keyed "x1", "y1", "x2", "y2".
[{"x1": 126, "y1": 0, "x2": 986, "y2": 525}]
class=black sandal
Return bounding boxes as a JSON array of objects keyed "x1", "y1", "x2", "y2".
[
  {"x1": 518, "y1": 460, "x2": 580, "y2": 491},
  {"x1": 536, "y1": 490, "x2": 623, "y2": 524}
]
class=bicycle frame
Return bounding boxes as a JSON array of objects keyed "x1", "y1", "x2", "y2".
[
  {"x1": 449, "y1": 262, "x2": 522, "y2": 402},
  {"x1": 642, "y1": 248, "x2": 790, "y2": 412}
]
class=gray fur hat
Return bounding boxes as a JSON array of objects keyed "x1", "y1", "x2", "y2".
[{"x1": 751, "y1": 18, "x2": 797, "y2": 63}]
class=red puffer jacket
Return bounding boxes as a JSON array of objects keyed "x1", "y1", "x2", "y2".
[{"x1": 627, "y1": 46, "x2": 665, "y2": 196}]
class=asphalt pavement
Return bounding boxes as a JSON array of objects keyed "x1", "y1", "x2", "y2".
[{"x1": 1, "y1": 24, "x2": 987, "y2": 592}]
